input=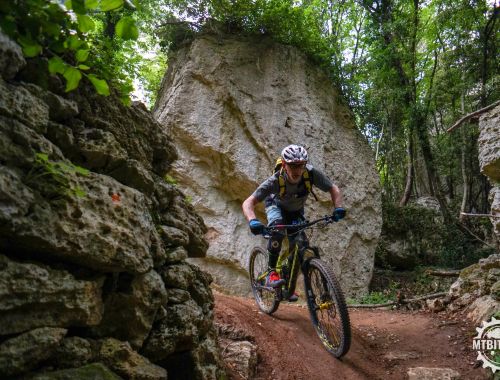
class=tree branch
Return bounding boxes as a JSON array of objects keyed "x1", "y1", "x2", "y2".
[
  {"x1": 425, "y1": 269, "x2": 460, "y2": 277},
  {"x1": 446, "y1": 100, "x2": 500, "y2": 133},
  {"x1": 460, "y1": 212, "x2": 500, "y2": 219}
]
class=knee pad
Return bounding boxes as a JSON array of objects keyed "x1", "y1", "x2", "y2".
[
  {"x1": 268, "y1": 233, "x2": 284, "y2": 255},
  {"x1": 268, "y1": 239, "x2": 282, "y2": 255}
]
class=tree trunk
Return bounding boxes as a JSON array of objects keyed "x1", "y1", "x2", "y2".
[
  {"x1": 459, "y1": 92, "x2": 471, "y2": 222},
  {"x1": 414, "y1": 108, "x2": 452, "y2": 223},
  {"x1": 399, "y1": 129, "x2": 414, "y2": 206},
  {"x1": 459, "y1": 128, "x2": 471, "y2": 222}
]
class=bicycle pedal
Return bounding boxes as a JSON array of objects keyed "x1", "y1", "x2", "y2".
[{"x1": 287, "y1": 294, "x2": 299, "y2": 302}]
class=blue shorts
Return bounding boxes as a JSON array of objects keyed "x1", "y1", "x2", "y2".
[
  {"x1": 265, "y1": 205, "x2": 282, "y2": 226},
  {"x1": 265, "y1": 205, "x2": 305, "y2": 226}
]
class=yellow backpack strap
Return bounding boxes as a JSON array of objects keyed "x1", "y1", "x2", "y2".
[
  {"x1": 302, "y1": 169, "x2": 318, "y2": 201},
  {"x1": 274, "y1": 157, "x2": 283, "y2": 172},
  {"x1": 278, "y1": 168, "x2": 286, "y2": 197}
]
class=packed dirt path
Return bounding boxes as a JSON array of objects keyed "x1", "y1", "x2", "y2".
[{"x1": 214, "y1": 292, "x2": 490, "y2": 379}]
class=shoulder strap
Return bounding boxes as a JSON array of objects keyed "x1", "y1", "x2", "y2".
[
  {"x1": 278, "y1": 168, "x2": 286, "y2": 197},
  {"x1": 273, "y1": 157, "x2": 283, "y2": 174},
  {"x1": 303, "y1": 169, "x2": 318, "y2": 201},
  {"x1": 277, "y1": 168, "x2": 318, "y2": 201}
]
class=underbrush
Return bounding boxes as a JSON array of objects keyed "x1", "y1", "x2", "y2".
[{"x1": 348, "y1": 266, "x2": 457, "y2": 305}]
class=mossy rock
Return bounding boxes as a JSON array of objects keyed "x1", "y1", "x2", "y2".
[
  {"x1": 481, "y1": 260, "x2": 500, "y2": 271},
  {"x1": 28, "y1": 363, "x2": 122, "y2": 380},
  {"x1": 459, "y1": 263, "x2": 480, "y2": 279},
  {"x1": 491, "y1": 281, "x2": 500, "y2": 301}
]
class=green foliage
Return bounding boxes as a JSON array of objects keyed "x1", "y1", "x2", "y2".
[
  {"x1": 0, "y1": 0, "x2": 139, "y2": 101},
  {"x1": 157, "y1": 0, "x2": 336, "y2": 75},
  {"x1": 382, "y1": 200, "x2": 439, "y2": 237},
  {"x1": 24, "y1": 152, "x2": 89, "y2": 199},
  {"x1": 164, "y1": 174, "x2": 178, "y2": 185},
  {"x1": 88, "y1": 74, "x2": 110, "y2": 95},
  {"x1": 116, "y1": 16, "x2": 139, "y2": 40},
  {"x1": 348, "y1": 281, "x2": 399, "y2": 305},
  {"x1": 379, "y1": 200, "x2": 494, "y2": 269}
]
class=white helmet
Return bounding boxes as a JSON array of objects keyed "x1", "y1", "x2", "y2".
[{"x1": 281, "y1": 144, "x2": 308, "y2": 163}]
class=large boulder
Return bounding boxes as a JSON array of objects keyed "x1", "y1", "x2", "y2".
[
  {"x1": 0, "y1": 31, "x2": 224, "y2": 379},
  {"x1": 154, "y1": 34, "x2": 382, "y2": 298}
]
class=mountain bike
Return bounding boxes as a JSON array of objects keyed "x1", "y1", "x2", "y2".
[{"x1": 248, "y1": 215, "x2": 351, "y2": 358}]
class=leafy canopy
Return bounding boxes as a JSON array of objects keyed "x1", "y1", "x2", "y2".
[{"x1": 0, "y1": 0, "x2": 141, "y2": 102}]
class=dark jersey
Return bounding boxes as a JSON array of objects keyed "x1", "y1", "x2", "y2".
[{"x1": 251, "y1": 164, "x2": 333, "y2": 212}]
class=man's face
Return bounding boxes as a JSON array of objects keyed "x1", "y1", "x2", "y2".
[{"x1": 283, "y1": 162, "x2": 306, "y2": 184}]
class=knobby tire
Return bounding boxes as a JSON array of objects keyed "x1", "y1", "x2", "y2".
[
  {"x1": 249, "y1": 247, "x2": 280, "y2": 314},
  {"x1": 304, "y1": 258, "x2": 351, "y2": 358}
]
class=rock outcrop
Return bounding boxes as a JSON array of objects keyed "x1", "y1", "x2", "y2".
[
  {"x1": 445, "y1": 254, "x2": 500, "y2": 324},
  {"x1": 440, "y1": 104, "x2": 500, "y2": 323},
  {"x1": 479, "y1": 104, "x2": 500, "y2": 247},
  {"x1": 154, "y1": 34, "x2": 382, "y2": 298},
  {"x1": 0, "y1": 32, "x2": 225, "y2": 379}
]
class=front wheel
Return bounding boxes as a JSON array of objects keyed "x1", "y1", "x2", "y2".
[
  {"x1": 303, "y1": 258, "x2": 351, "y2": 358},
  {"x1": 248, "y1": 247, "x2": 280, "y2": 314}
]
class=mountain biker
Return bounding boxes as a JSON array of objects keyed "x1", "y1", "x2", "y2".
[{"x1": 242, "y1": 144, "x2": 345, "y2": 300}]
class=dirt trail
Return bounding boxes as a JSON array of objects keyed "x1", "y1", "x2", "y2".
[{"x1": 214, "y1": 292, "x2": 490, "y2": 379}]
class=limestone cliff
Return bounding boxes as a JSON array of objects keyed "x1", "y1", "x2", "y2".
[
  {"x1": 0, "y1": 32, "x2": 225, "y2": 379},
  {"x1": 154, "y1": 34, "x2": 382, "y2": 298}
]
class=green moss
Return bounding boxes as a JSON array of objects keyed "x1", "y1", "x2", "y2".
[
  {"x1": 24, "y1": 152, "x2": 89, "y2": 199},
  {"x1": 459, "y1": 263, "x2": 480, "y2": 279},
  {"x1": 164, "y1": 173, "x2": 178, "y2": 185}
]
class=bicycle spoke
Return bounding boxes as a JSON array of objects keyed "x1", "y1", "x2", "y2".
[
  {"x1": 306, "y1": 263, "x2": 349, "y2": 356},
  {"x1": 249, "y1": 247, "x2": 280, "y2": 314}
]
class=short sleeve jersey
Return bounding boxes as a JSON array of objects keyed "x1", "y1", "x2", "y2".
[{"x1": 251, "y1": 164, "x2": 333, "y2": 212}]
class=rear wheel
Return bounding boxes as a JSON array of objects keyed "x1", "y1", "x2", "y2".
[
  {"x1": 248, "y1": 247, "x2": 280, "y2": 314},
  {"x1": 303, "y1": 258, "x2": 351, "y2": 358}
]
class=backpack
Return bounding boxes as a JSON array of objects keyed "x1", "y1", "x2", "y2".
[{"x1": 273, "y1": 157, "x2": 318, "y2": 201}]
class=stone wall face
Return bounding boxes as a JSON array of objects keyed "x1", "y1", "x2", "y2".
[
  {"x1": 0, "y1": 32, "x2": 224, "y2": 379},
  {"x1": 479, "y1": 104, "x2": 500, "y2": 247},
  {"x1": 154, "y1": 34, "x2": 382, "y2": 298}
]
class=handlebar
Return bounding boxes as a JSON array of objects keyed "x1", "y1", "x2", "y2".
[{"x1": 261, "y1": 215, "x2": 336, "y2": 237}]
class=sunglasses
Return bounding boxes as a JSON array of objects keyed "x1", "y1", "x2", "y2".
[{"x1": 287, "y1": 163, "x2": 306, "y2": 169}]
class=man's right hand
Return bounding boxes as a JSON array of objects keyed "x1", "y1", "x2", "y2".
[
  {"x1": 332, "y1": 207, "x2": 346, "y2": 222},
  {"x1": 249, "y1": 219, "x2": 265, "y2": 235}
]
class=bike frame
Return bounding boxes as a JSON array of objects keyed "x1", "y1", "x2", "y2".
[
  {"x1": 249, "y1": 214, "x2": 352, "y2": 358},
  {"x1": 262, "y1": 215, "x2": 334, "y2": 299}
]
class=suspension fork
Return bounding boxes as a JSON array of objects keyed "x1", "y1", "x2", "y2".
[{"x1": 286, "y1": 244, "x2": 301, "y2": 296}]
